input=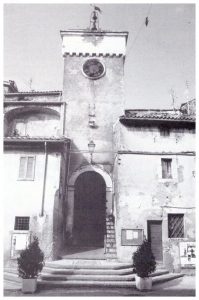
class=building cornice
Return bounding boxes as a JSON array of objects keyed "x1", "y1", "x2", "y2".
[
  {"x1": 4, "y1": 136, "x2": 70, "y2": 143},
  {"x1": 4, "y1": 101, "x2": 66, "y2": 106},
  {"x1": 60, "y1": 30, "x2": 128, "y2": 38},
  {"x1": 4, "y1": 91, "x2": 62, "y2": 97},
  {"x1": 118, "y1": 151, "x2": 196, "y2": 156}
]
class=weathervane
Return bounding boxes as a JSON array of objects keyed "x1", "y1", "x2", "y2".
[{"x1": 90, "y1": 5, "x2": 102, "y2": 31}]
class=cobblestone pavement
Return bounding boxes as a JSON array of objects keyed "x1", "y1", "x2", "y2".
[{"x1": 4, "y1": 276, "x2": 195, "y2": 297}]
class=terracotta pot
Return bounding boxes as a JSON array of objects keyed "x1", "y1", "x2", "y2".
[
  {"x1": 22, "y1": 278, "x2": 37, "y2": 293},
  {"x1": 135, "y1": 275, "x2": 152, "y2": 291}
]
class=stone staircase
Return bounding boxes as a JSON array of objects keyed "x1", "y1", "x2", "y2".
[
  {"x1": 104, "y1": 215, "x2": 117, "y2": 259},
  {"x1": 4, "y1": 260, "x2": 184, "y2": 289}
]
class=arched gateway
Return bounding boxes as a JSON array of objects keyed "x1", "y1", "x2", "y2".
[
  {"x1": 65, "y1": 165, "x2": 113, "y2": 249},
  {"x1": 74, "y1": 171, "x2": 106, "y2": 247}
]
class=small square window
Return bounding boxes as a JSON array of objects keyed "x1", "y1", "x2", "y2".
[
  {"x1": 18, "y1": 156, "x2": 35, "y2": 180},
  {"x1": 160, "y1": 126, "x2": 170, "y2": 137},
  {"x1": 168, "y1": 214, "x2": 184, "y2": 238},
  {"x1": 161, "y1": 158, "x2": 172, "y2": 179},
  {"x1": 14, "y1": 217, "x2": 30, "y2": 230}
]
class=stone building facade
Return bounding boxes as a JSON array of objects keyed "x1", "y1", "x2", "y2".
[{"x1": 4, "y1": 25, "x2": 195, "y2": 272}]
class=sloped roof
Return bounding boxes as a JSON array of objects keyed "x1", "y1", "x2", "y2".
[
  {"x1": 4, "y1": 136, "x2": 70, "y2": 142},
  {"x1": 4, "y1": 91, "x2": 62, "y2": 96},
  {"x1": 120, "y1": 109, "x2": 195, "y2": 123}
]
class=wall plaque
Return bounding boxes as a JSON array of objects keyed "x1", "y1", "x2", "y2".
[
  {"x1": 180, "y1": 241, "x2": 196, "y2": 266},
  {"x1": 121, "y1": 229, "x2": 143, "y2": 246}
]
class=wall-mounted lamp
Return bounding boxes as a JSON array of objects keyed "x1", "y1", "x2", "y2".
[{"x1": 88, "y1": 140, "x2": 95, "y2": 164}]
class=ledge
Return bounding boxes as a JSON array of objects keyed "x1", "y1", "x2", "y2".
[
  {"x1": 117, "y1": 150, "x2": 195, "y2": 156},
  {"x1": 4, "y1": 101, "x2": 66, "y2": 106}
]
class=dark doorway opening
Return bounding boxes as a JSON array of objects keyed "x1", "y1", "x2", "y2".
[
  {"x1": 147, "y1": 220, "x2": 163, "y2": 262},
  {"x1": 73, "y1": 171, "x2": 106, "y2": 247}
]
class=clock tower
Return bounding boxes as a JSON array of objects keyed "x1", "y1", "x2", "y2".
[
  {"x1": 61, "y1": 27, "x2": 128, "y2": 168},
  {"x1": 60, "y1": 12, "x2": 128, "y2": 252}
]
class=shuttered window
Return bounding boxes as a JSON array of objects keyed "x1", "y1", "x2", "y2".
[
  {"x1": 18, "y1": 156, "x2": 35, "y2": 180},
  {"x1": 168, "y1": 214, "x2": 184, "y2": 238},
  {"x1": 160, "y1": 126, "x2": 170, "y2": 137},
  {"x1": 161, "y1": 158, "x2": 172, "y2": 179}
]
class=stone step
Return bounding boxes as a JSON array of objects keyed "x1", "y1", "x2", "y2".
[
  {"x1": 152, "y1": 273, "x2": 184, "y2": 284},
  {"x1": 4, "y1": 272, "x2": 21, "y2": 283},
  {"x1": 105, "y1": 249, "x2": 117, "y2": 254},
  {"x1": 40, "y1": 273, "x2": 135, "y2": 282},
  {"x1": 105, "y1": 243, "x2": 116, "y2": 247},
  {"x1": 106, "y1": 239, "x2": 116, "y2": 243},
  {"x1": 181, "y1": 266, "x2": 195, "y2": 276},
  {"x1": 4, "y1": 268, "x2": 18, "y2": 275},
  {"x1": 42, "y1": 267, "x2": 168, "y2": 276},
  {"x1": 38, "y1": 279, "x2": 136, "y2": 288},
  {"x1": 5, "y1": 267, "x2": 178, "y2": 289},
  {"x1": 38, "y1": 273, "x2": 184, "y2": 288},
  {"x1": 40, "y1": 269, "x2": 170, "y2": 282},
  {"x1": 43, "y1": 266, "x2": 135, "y2": 275},
  {"x1": 4, "y1": 279, "x2": 21, "y2": 290},
  {"x1": 105, "y1": 254, "x2": 117, "y2": 259},
  {"x1": 106, "y1": 234, "x2": 116, "y2": 238},
  {"x1": 45, "y1": 260, "x2": 133, "y2": 270}
]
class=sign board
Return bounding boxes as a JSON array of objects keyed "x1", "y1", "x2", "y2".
[
  {"x1": 179, "y1": 241, "x2": 196, "y2": 266},
  {"x1": 10, "y1": 232, "x2": 30, "y2": 258},
  {"x1": 121, "y1": 229, "x2": 143, "y2": 246}
]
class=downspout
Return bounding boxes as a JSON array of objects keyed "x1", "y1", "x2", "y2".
[
  {"x1": 40, "y1": 141, "x2": 48, "y2": 217},
  {"x1": 62, "y1": 101, "x2": 66, "y2": 135}
]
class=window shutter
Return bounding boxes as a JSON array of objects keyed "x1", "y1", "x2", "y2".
[
  {"x1": 161, "y1": 159, "x2": 172, "y2": 179},
  {"x1": 26, "y1": 157, "x2": 34, "y2": 179},
  {"x1": 19, "y1": 157, "x2": 26, "y2": 179},
  {"x1": 162, "y1": 160, "x2": 166, "y2": 178}
]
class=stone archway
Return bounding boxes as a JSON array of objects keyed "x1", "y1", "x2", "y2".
[
  {"x1": 73, "y1": 171, "x2": 106, "y2": 247},
  {"x1": 65, "y1": 165, "x2": 113, "y2": 246}
]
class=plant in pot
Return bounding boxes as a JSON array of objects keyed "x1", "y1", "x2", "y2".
[
  {"x1": 17, "y1": 236, "x2": 44, "y2": 293},
  {"x1": 132, "y1": 239, "x2": 156, "y2": 291}
]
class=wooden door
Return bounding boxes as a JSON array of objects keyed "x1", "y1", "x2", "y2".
[
  {"x1": 74, "y1": 171, "x2": 106, "y2": 247},
  {"x1": 147, "y1": 221, "x2": 163, "y2": 262}
]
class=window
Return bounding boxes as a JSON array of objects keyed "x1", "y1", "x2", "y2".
[
  {"x1": 14, "y1": 217, "x2": 30, "y2": 230},
  {"x1": 14, "y1": 120, "x2": 27, "y2": 136},
  {"x1": 161, "y1": 158, "x2": 172, "y2": 179},
  {"x1": 18, "y1": 156, "x2": 35, "y2": 180},
  {"x1": 160, "y1": 126, "x2": 170, "y2": 137},
  {"x1": 168, "y1": 214, "x2": 184, "y2": 238}
]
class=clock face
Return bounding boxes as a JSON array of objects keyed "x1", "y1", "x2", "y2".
[{"x1": 82, "y1": 59, "x2": 105, "y2": 79}]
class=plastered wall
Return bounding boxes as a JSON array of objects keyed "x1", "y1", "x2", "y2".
[
  {"x1": 114, "y1": 124, "x2": 195, "y2": 270},
  {"x1": 4, "y1": 151, "x2": 62, "y2": 265}
]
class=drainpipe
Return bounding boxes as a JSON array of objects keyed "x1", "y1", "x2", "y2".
[
  {"x1": 62, "y1": 101, "x2": 67, "y2": 136},
  {"x1": 40, "y1": 141, "x2": 48, "y2": 217}
]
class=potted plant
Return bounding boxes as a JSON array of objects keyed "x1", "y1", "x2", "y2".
[
  {"x1": 17, "y1": 236, "x2": 44, "y2": 293},
  {"x1": 132, "y1": 239, "x2": 156, "y2": 291}
]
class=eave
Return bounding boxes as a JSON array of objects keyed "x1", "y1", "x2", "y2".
[
  {"x1": 4, "y1": 136, "x2": 70, "y2": 152},
  {"x1": 119, "y1": 117, "x2": 195, "y2": 128}
]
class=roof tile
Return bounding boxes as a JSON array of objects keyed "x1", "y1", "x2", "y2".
[{"x1": 122, "y1": 110, "x2": 195, "y2": 122}]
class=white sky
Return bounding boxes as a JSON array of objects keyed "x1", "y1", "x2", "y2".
[{"x1": 4, "y1": 3, "x2": 195, "y2": 109}]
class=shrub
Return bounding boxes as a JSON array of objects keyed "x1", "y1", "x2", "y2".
[
  {"x1": 17, "y1": 236, "x2": 44, "y2": 279},
  {"x1": 132, "y1": 239, "x2": 156, "y2": 278}
]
